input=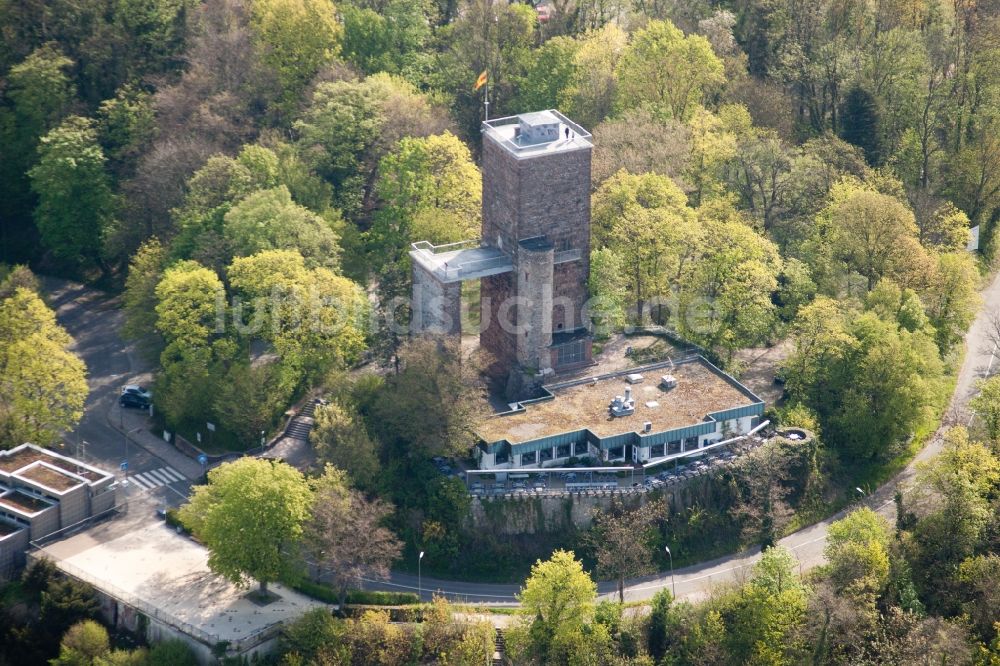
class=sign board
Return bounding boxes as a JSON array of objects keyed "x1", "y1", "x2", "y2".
[
  {"x1": 163, "y1": 430, "x2": 171, "y2": 443},
  {"x1": 120, "y1": 461, "x2": 128, "y2": 471},
  {"x1": 196, "y1": 432, "x2": 201, "y2": 443},
  {"x1": 198, "y1": 454, "x2": 208, "y2": 466},
  {"x1": 206, "y1": 422, "x2": 216, "y2": 432}
]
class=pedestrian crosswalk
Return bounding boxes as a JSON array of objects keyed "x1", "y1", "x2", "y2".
[{"x1": 128, "y1": 466, "x2": 186, "y2": 490}]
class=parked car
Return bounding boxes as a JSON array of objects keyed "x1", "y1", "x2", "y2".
[
  {"x1": 119, "y1": 392, "x2": 150, "y2": 409},
  {"x1": 121, "y1": 385, "x2": 152, "y2": 400}
]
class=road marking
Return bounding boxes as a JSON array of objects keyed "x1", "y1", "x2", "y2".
[
  {"x1": 128, "y1": 475, "x2": 153, "y2": 490},
  {"x1": 130, "y1": 467, "x2": 185, "y2": 490},
  {"x1": 146, "y1": 469, "x2": 173, "y2": 485},
  {"x1": 159, "y1": 467, "x2": 185, "y2": 482}
]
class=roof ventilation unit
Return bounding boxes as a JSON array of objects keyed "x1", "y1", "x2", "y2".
[
  {"x1": 609, "y1": 386, "x2": 636, "y2": 417},
  {"x1": 660, "y1": 375, "x2": 677, "y2": 389}
]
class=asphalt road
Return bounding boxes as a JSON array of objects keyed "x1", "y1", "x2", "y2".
[
  {"x1": 42, "y1": 271, "x2": 1000, "y2": 605},
  {"x1": 372, "y1": 270, "x2": 1000, "y2": 604},
  {"x1": 43, "y1": 278, "x2": 195, "y2": 505}
]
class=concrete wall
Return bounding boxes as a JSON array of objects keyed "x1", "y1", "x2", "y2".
[
  {"x1": 57, "y1": 484, "x2": 88, "y2": 529},
  {"x1": 103, "y1": 595, "x2": 281, "y2": 665},
  {"x1": 28, "y1": 504, "x2": 60, "y2": 540},
  {"x1": 0, "y1": 527, "x2": 29, "y2": 580},
  {"x1": 90, "y1": 485, "x2": 117, "y2": 515}
]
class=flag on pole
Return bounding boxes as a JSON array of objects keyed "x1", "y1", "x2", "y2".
[{"x1": 473, "y1": 70, "x2": 488, "y2": 92}]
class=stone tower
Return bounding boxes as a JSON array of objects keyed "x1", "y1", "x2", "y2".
[{"x1": 410, "y1": 110, "x2": 593, "y2": 390}]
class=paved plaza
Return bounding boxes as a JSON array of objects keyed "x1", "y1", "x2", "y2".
[{"x1": 40, "y1": 509, "x2": 326, "y2": 644}]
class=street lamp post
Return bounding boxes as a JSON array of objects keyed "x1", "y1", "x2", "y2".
[
  {"x1": 418, "y1": 551, "x2": 425, "y2": 603},
  {"x1": 665, "y1": 545, "x2": 676, "y2": 599},
  {"x1": 120, "y1": 407, "x2": 129, "y2": 486}
]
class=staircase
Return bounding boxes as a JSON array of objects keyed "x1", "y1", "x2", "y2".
[
  {"x1": 493, "y1": 628, "x2": 505, "y2": 666},
  {"x1": 285, "y1": 400, "x2": 318, "y2": 441}
]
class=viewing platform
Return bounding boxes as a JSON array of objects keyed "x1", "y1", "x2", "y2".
[
  {"x1": 409, "y1": 240, "x2": 513, "y2": 284},
  {"x1": 482, "y1": 110, "x2": 593, "y2": 159}
]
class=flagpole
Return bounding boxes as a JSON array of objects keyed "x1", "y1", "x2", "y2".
[{"x1": 484, "y1": 76, "x2": 489, "y2": 121}]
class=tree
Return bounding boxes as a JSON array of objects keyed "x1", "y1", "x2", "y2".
[
  {"x1": 213, "y1": 362, "x2": 294, "y2": 449},
  {"x1": 785, "y1": 299, "x2": 944, "y2": 460},
  {"x1": 912, "y1": 427, "x2": 1000, "y2": 580},
  {"x1": 591, "y1": 108, "x2": 691, "y2": 188},
  {"x1": 279, "y1": 606, "x2": 350, "y2": 664},
  {"x1": 515, "y1": 35, "x2": 580, "y2": 112},
  {"x1": 588, "y1": 247, "x2": 628, "y2": 335},
  {"x1": 302, "y1": 465, "x2": 403, "y2": 608},
  {"x1": 0, "y1": 287, "x2": 88, "y2": 449},
  {"x1": 227, "y1": 249, "x2": 368, "y2": 379},
  {"x1": 616, "y1": 19, "x2": 725, "y2": 121},
  {"x1": 339, "y1": 0, "x2": 431, "y2": 76},
  {"x1": 944, "y1": 117, "x2": 1000, "y2": 235},
  {"x1": 40, "y1": 578, "x2": 100, "y2": 635},
  {"x1": 178, "y1": 457, "x2": 314, "y2": 595},
  {"x1": 591, "y1": 170, "x2": 700, "y2": 318},
  {"x1": 923, "y1": 252, "x2": 979, "y2": 351},
  {"x1": 586, "y1": 499, "x2": 658, "y2": 602},
  {"x1": 562, "y1": 24, "x2": 629, "y2": 129},
  {"x1": 249, "y1": 0, "x2": 341, "y2": 120},
  {"x1": 154, "y1": 260, "x2": 225, "y2": 351},
  {"x1": 646, "y1": 589, "x2": 676, "y2": 663},
  {"x1": 775, "y1": 258, "x2": 817, "y2": 321},
  {"x1": 719, "y1": 547, "x2": 807, "y2": 664},
  {"x1": 826, "y1": 185, "x2": 926, "y2": 292},
  {"x1": 4, "y1": 44, "x2": 76, "y2": 144},
  {"x1": 677, "y1": 211, "x2": 781, "y2": 362},
  {"x1": 430, "y1": 0, "x2": 535, "y2": 138},
  {"x1": 683, "y1": 106, "x2": 737, "y2": 206},
  {"x1": 840, "y1": 86, "x2": 882, "y2": 165},
  {"x1": 28, "y1": 116, "x2": 116, "y2": 273},
  {"x1": 310, "y1": 401, "x2": 380, "y2": 489},
  {"x1": 370, "y1": 338, "x2": 488, "y2": 459},
  {"x1": 121, "y1": 237, "x2": 167, "y2": 361},
  {"x1": 511, "y1": 550, "x2": 598, "y2": 665},
  {"x1": 96, "y1": 83, "x2": 157, "y2": 179},
  {"x1": 294, "y1": 74, "x2": 450, "y2": 221},
  {"x1": 0, "y1": 43, "x2": 76, "y2": 262},
  {"x1": 831, "y1": 313, "x2": 942, "y2": 459},
  {"x1": 153, "y1": 261, "x2": 232, "y2": 430},
  {"x1": 146, "y1": 640, "x2": 199, "y2": 666},
  {"x1": 223, "y1": 186, "x2": 342, "y2": 270},
  {"x1": 917, "y1": 202, "x2": 971, "y2": 251},
  {"x1": 368, "y1": 132, "x2": 481, "y2": 270},
  {"x1": 971, "y1": 376, "x2": 1000, "y2": 445},
  {"x1": 825, "y1": 508, "x2": 893, "y2": 599},
  {"x1": 957, "y1": 555, "x2": 1000, "y2": 645},
  {"x1": 723, "y1": 127, "x2": 794, "y2": 232},
  {"x1": 51, "y1": 619, "x2": 109, "y2": 665}
]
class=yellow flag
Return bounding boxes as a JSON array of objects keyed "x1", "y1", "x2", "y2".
[{"x1": 474, "y1": 70, "x2": 488, "y2": 92}]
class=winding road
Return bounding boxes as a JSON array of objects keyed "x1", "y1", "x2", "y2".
[
  {"x1": 47, "y1": 270, "x2": 1000, "y2": 606},
  {"x1": 368, "y1": 271, "x2": 1000, "y2": 604}
]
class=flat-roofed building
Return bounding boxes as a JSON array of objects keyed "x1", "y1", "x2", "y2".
[
  {"x1": 0, "y1": 444, "x2": 117, "y2": 577},
  {"x1": 476, "y1": 357, "x2": 765, "y2": 469}
]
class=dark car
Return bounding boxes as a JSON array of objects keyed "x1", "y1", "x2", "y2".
[{"x1": 119, "y1": 392, "x2": 150, "y2": 409}]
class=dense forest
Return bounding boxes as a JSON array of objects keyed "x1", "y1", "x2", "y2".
[{"x1": 2, "y1": 0, "x2": 1000, "y2": 663}]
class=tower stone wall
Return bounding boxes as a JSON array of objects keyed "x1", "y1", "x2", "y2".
[{"x1": 479, "y1": 111, "x2": 593, "y2": 379}]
